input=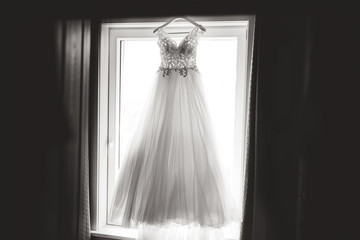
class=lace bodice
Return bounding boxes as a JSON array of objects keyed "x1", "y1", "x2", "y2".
[{"x1": 155, "y1": 27, "x2": 203, "y2": 77}]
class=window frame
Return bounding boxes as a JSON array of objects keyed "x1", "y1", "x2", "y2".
[{"x1": 91, "y1": 16, "x2": 256, "y2": 240}]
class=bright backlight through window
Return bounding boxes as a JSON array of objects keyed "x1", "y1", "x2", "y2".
[
  {"x1": 117, "y1": 38, "x2": 241, "y2": 238},
  {"x1": 95, "y1": 19, "x2": 255, "y2": 240}
]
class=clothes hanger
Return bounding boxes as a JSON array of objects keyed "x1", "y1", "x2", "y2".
[{"x1": 153, "y1": 16, "x2": 206, "y2": 34}]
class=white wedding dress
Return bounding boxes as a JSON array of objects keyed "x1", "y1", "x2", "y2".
[{"x1": 109, "y1": 26, "x2": 239, "y2": 231}]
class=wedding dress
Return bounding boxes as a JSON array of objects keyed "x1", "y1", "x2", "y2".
[{"x1": 109, "y1": 26, "x2": 238, "y2": 229}]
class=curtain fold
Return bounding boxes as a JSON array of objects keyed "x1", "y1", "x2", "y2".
[
  {"x1": 240, "y1": 16, "x2": 260, "y2": 240},
  {"x1": 56, "y1": 19, "x2": 91, "y2": 240},
  {"x1": 78, "y1": 19, "x2": 92, "y2": 240}
]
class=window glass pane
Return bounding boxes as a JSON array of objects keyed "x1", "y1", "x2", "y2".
[
  {"x1": 117, "y1": 38, "x2": 241, "y2": 238},
  {"x1": 118, "y1": 40, "x2": 159, "y2": 174},
  {"x1": 197, "y1": 39, "x2": 239, "y2": 204}
]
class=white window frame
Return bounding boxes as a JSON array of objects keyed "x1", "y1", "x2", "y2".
[{"x1": 92, "y1": 16, "x2": 255, "y2": 240}]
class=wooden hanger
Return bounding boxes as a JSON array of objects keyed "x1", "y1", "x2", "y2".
[{"x1": 153, "y1": 16, "x2": 206, "y2": 34}]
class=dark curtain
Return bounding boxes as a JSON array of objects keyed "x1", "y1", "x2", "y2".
[
  {"x1": 302, "y1": 15, "x2": 360, "y2": 240},
  {"x1": 13, "y1": 17, "x2": 70, "y2": 240},
  {"x1": 241, "y1": 15, "x2": 314, "y2": 240},
  {"x1": 14, "y1": 18, "x2": 91, "y2": 240},
  {"x1": 55, "y1": 20, "x2": 91, "y2": 240},
  {"x1": 241, "y1": 14, "x2": 360, "y2": 240}
]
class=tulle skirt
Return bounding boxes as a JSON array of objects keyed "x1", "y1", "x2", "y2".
[{"x1": 109, "y1": 69, "x2": 239, "y2": 228}]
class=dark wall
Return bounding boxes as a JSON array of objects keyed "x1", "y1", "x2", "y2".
[
  {"x1": 302, "y1": 15, "x2": 360, "y2": 240},
  {"x1": 253, "y1": 16, "x2": 312, "y2": 240},
  {"x1": 11, "y1": 2, "x2": 359, "y2": 240},
  {"x1": 12, "y1": 17, "x2": 68, "y2": 240},
  {"x1": 254, "y1": 15, "x2": 360, "y2": 240}
]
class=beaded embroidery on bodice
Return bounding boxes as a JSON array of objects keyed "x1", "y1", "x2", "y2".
[{"x1": 155, "y1": 27, "x2": 203, "y2": 77}]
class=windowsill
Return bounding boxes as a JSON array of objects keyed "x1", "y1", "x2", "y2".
[
  {"x1": 91, "y1": 225, "x2": 138, "y2": 240},
  {"x1": 91, "y1": 232, "x2": 134, "y2": 240},
  {"x1": 91, "y1": 232, "x2": 135, "y2": 240},
  {"x1": 91, "y1": 223, "x2": 241, "y2": 240}
]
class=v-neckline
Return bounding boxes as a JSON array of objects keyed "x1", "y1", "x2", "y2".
[{"x1": 159, "y1": 26, "x2": 199, "y2": 47}]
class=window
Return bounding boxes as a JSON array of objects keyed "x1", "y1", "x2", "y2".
[{"x1": 92, "y1": 16, "x2": 255, "y2": 240}]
